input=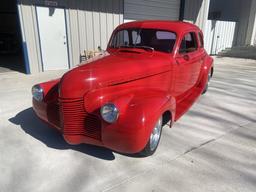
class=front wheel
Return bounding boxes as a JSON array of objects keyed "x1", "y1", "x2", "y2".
[{"x1": 140, "y1": 116, "x2": 163, "y2": 156}]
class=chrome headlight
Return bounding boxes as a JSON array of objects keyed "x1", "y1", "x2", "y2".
[
  {"x1": 32, "y1": 85, "x2": 44, "y2": 101},
  {"x1": 100, "y1": 103, "x2": 119, "y2": 123}
]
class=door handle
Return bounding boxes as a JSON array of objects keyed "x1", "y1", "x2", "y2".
[
  {"x1": 175, "y1": 54, "x2": 189, "y2": 64},
  {"x1": 183, "y1": 55, "x2": 190, "y2": 61}
]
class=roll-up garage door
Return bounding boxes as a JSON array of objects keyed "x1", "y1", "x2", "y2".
[{"x1": 124, "y1": 0, "x2": 180, "y2": 22}]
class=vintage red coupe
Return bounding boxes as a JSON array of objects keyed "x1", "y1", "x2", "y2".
[{"x1": 32, "y1": 21, "x2": 213, "y2": 156}]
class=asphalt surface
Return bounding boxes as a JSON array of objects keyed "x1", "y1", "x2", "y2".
[{"x1": 0, "y1": 57, "x2": 255, "y2": 192}]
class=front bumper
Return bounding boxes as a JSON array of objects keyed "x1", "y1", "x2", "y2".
[
  {"x1": 33, "y1": 98, "x2": 104, "y2": 146},
  {"x1": 32, "y1": 98, "x2": 146, "y2": 154}
]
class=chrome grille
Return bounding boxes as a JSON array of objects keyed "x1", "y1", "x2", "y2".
[{"x1": 59, "y1": 98, "x2": 101, "y2": 140}]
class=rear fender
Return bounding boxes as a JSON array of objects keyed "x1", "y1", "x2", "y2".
[{"x1": 197, "y1": 55, "x2": 213, "y2": 89}]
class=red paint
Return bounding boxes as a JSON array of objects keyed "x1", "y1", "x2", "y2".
[{"x1": 32, "y1": 21, "x2": 213, "y2": 154}]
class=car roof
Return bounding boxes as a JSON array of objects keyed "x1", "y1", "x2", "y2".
[{"x1": 116, "y1": 20, "x2": 200, "y2": 34}]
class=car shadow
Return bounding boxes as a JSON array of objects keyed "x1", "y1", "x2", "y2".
[{"x1": 9, "y1": 108, "x2": 115, "y2": 161}]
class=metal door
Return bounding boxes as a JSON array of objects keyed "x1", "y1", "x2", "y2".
[
  {"x1": 204, "y1": 20, "x2": 237, "y2": 55},
  {"x1": 36, "y1": 6, "x2": 69, "y2": 70}
]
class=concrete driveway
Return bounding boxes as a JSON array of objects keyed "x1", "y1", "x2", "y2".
[{"x1": 0, "y1": 57, "x2": 255, "y2": 192}]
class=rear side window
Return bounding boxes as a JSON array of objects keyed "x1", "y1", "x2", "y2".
[
  {"x1": 198, "y1": 32, "x2": 204, "y2": 48},
  {"x1": 152, "y1": 31, "x2": 176, "y2": 53},
  {"x1": 156, "y1": 31, "x2": 176, "y2": 40},
  {"x1": 179, "y1": 32, "x2": 198, "y2": 54}
]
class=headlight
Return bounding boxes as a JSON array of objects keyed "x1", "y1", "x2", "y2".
[
  {"x1": 100, "y1": 103, "x2": 119, "y2": 123},
  {"x1": 32, "y1": 85, "x2": 44, "y2": 101}
]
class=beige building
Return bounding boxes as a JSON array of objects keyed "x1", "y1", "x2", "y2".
[{"x1": 0, "y1": 0, "x2": 255, "y2": 74}]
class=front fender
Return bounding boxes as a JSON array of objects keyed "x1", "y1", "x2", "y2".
[{"x1": 84, "y1": 87, "x2": 175, "y2": 153}]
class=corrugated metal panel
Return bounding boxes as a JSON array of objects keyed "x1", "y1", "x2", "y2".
[
  {"x1": 245, "y1": 0, "x2": 256, "y2": 45},
  {"x1": 17, "y1": 2, "x2": 43, "y2": 74},
  {"x1": 67, "y1": 0, "x2": 124, "y2": 66},
  {"x1": 183, "y1": 0, "x2": 210, "y2": 31},
  {"x1": 124, "y1": 0, "x2": 180, "y2": 20},
  {"x1": 17, "y1": 0, "x2": 124, "y2": 73},
  {"x1": 204, "y1": 20, "x2": 237, "y2": 54},
  {"x1": 206, "y1": 0, "x2": 251, "y2": 46}
]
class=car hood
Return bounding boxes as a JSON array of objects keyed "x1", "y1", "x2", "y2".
[{"x1": 59, "y1": 51, "x2": 172, "y2": 98}]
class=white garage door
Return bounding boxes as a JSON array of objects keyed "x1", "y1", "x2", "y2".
[{"x1": 124, "y1": 0, "x2": 180, "y2": 22}]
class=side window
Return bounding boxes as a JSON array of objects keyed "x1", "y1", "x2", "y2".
[
  {"x1": 149, "y1": 31, "x2": 176, "y2": 53},
  {"x1": 198, "y1": 32, "x2": 204, "y2": 48},
  {"x1": 179, "y1": 32, "x2": 198, "y2": 54}
]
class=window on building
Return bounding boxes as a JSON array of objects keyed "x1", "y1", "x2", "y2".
[{"x1": 179, "y1": 32, "x2": 198, "y2": 53}]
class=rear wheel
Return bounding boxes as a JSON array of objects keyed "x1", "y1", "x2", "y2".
[
  {"x1": 202, "y1": 68, "x2": 212, "y2": 94},
  {"x1": 140, "y1": 116, "x2": 163, "y2": 156}
]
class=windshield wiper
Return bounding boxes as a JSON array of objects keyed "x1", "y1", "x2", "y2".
[
  {"x1": 118, "y1": 45, "x2": 154, "y2": 52},
  {"x1": 118, "y1": 45, "x2": 133, "y2": 48},
  {"x1": 133, "y1": 45, "x2": 154, "y2": 52}
]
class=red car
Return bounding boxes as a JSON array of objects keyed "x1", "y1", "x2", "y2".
[{"x1": 32, "y1": 21, "x2": 213, "y2": 156}]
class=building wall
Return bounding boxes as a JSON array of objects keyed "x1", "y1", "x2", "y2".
[
  {"x1": 185, "y1": 0, "x2": 255, "y2": 47},
  {"x1": 234, "y1": 0, "x2": 252, "y2": 46},
  {"x1": 124, "y1": 0, "x2": 180, "y2": 21},
  {"x1": 206, "y1": 0, "x2": 253, "y2": 46},
  {"x1": 17, "y1": 0, "x2": 123, "y2": 74},
  {"x1": 254, "y1": 32, "x2": 256, "y2": 45},
  {"x1": 183, "y1": 0, "x2": 210, "y2": 32},
  {"x1": 245, "y1": 0, "x2": 256, "y2": 45},
  {"x1": 208, "y1": 0, "x2": 241, "y2": 21}
]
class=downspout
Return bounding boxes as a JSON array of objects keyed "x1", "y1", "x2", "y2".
[
  {"x1": 16, "y1": 0, "x2": 31, "y2": 74},
  {"x1": 179, "y1": 0, "x2": 185, "y2": 21}
]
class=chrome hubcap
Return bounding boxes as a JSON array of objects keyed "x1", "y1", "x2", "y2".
[
  {"x1": 150, "y1": 116, "x2": 162, "y2": 151},
  {"x1": 208, "y1": 71, "x2": 211, "y2": 85}
]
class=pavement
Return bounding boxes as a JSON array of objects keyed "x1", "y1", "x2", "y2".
[
  {"x1": 0, "y1": 57, "x2": 255, "y2": 192},
  {"x1": 219, "y1": 46, "x2": 256, "y2": 60}
]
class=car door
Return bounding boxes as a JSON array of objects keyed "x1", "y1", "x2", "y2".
[
  {"x1": 174, "y1": 31, "x2": 200, "y2": 97},
  {"x1": 195, "y1": 31, "x2": 206, "y2": 78}
]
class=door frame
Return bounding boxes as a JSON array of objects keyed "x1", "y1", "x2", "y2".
[
  {"x1": 16, "y1": 3, "x2": 30, "y2": 74},
  {"x1": 35, "y1": 5, "x2": 70, "y2": 71}
]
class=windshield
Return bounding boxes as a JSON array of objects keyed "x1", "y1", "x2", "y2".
[{"x1": 109, "y1": 28, "x2": 176, "y2": 53}]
